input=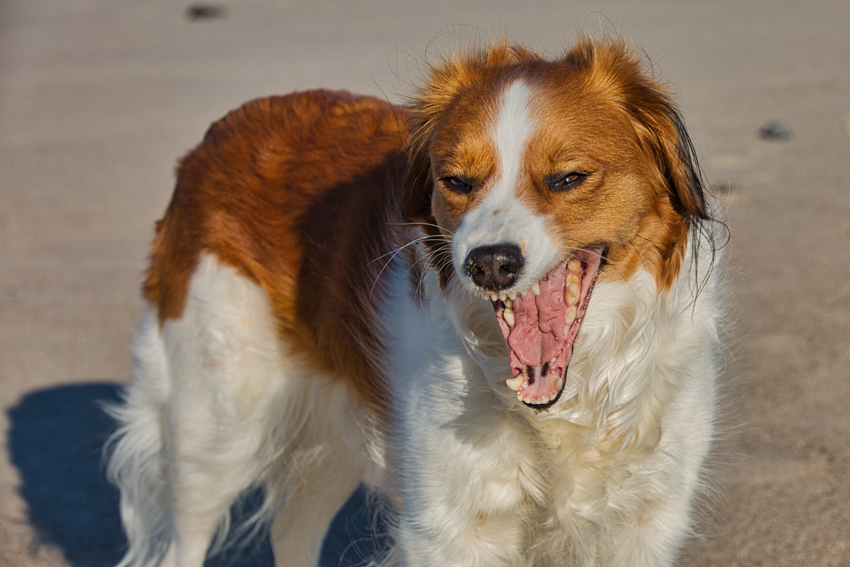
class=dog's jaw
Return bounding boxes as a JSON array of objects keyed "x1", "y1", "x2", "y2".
[{"x1": 489, "y1": 248, "x2": 603, "y2": 408}]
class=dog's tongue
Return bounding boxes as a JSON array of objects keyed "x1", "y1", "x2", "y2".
[
  {"x1": 493, "y1": 249, "x2": 602, "y2": 406},
  {"x1": 507, "y1": 268, "x2": 567, "y2": 369}
]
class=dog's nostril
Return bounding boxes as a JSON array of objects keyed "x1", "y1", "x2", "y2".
[{"x1": 465, "y1": 244, "x2": 524, "y2": 291}]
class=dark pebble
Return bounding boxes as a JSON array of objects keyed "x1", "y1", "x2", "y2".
[
  {"x1": 186, "y1": 3, "x2": 226, "y2": 21},
  {"x1": 759, "y1": 120, "x2": 792, "y2": 141}
]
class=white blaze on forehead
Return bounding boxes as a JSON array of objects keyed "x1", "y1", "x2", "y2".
[
  {"x1": 493, "y1": 80, "x2": 535, "y2": 192},
  {"x1": 453, "y1": 79, "x2": 560, "y2": 292}
]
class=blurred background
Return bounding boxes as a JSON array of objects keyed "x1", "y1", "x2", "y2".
[{"x1": 1, "y1": 1, "x2": 849, "y2": 566}]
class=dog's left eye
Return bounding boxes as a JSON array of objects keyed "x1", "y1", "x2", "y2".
[
  {"x1": 548, "y1": 172, "x2": 587, "y2": 191},
  {"x1": 440, "y1": 176, "x2": 475, "y2": 194}
]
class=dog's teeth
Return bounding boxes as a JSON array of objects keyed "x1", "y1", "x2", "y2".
[
  {"x1": 503, "y1": 307, "x2": 515, "y2": 327},
  {"x1": 508, "y1": 291, "x2": 517, "y2": 301},
  {"x1": 505, "y1": 376, "x2": 523, "y2": 391},
  {"x1": 554, "y1": 377, "x2": 564, "y2": 391},
  {"x1": 567, "y1": 273, "x2": 581, "y2": 287},
  {"x1": 540, "y1": 395, "x2": 550, "y2": 404},
  {"x1": 565, "y1": 305, "x2": 577, "y2": 325},
  {"x1": 490, "y1": 292, "x2": 500, "y2": 301},
  {"x1": 568, "y1": 258, "x2": 581, "y2": 273},
  {"x1": 532, "y1": 282, "x2": 540, "y2": 295},
  {"x1": 566, "y1": 283, "x2": 580, "y2": 306},
  {"x1": 504, "y1": 297, "x2": 513, "y2": 309},
  {"x1": 499, "y1": 292, "x2": 507, "y2": 301}
]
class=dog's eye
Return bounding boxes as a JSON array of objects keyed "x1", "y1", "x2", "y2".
[
  {"x1": 548, "y1": 172, "x2": 587, "y2": 191},
  {"x1": 440, "y1": 176, "x2": 474, "y2": 194}
]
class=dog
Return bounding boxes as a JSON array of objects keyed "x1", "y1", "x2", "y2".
[{"x1": 107, "y1": 37, "x2": 722, "y2": 567}]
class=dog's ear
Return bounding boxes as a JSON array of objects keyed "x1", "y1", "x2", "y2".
[
  {"x1": 401, "y1": 56, "x2": 470, "y2": 227},
  {"x1": 564, "y1": 38, "x2": 708, "y2": 221},
  {"x1": 400, "y1": 130, "x2": 435, "y2": 226},
  {"x1": 401, "y1": 58, "x2": 460, "y2": 227}
]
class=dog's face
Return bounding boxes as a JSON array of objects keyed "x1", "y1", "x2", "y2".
[{"x1": 403, "y1": 40, "x2": 707, "y2": 408}]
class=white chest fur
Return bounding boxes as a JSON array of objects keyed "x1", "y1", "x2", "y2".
[{"x1": 380, "y1": 239, "x2": 719, "y2": 567}]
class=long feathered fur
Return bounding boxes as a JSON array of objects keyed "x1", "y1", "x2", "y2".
[{"x1": 106, "y1": 36, "x2": 722, "y2": 567}]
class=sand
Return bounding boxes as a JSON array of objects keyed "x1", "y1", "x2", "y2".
[{"x1": 1, "y1": 1, "x2": 848, "y2": 565}]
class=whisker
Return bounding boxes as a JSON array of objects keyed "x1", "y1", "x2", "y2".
[
  {"x1": 368, "y1": 234, "x2": 447, "y2": 265},
  {"x1": 388, "y1": 220, "x2": 457, "y2": 237}
]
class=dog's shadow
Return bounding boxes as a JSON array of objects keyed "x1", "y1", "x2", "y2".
[{"x1": 7, "y1": 382, "x2": 388, "y2": 567}]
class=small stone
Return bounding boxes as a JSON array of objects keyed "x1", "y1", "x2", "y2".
[
  {"x1": 186, "y1": 3, "x2": 226, "y2": 21},
  {"x1": 758, "y1": 120, "x2": 792, "y2": 141}
]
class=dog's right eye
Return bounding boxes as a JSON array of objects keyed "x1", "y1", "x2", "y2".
[{"x1": 440, "y1": 176, "x2": 474, "y2": 194}]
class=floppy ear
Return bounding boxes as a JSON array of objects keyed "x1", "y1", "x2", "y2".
[
  {"x1": 401, "y1": 56, "x2": 467, "y2": 227},
  {"x1": 565, "y1": 38, "x2": 709, "y2": 221},
  {"x1": 400, "y1": 130, "x2": 436, "y2": 226},
  {"x1": 627, "y1": 95, "x2": 709, "y2": 221}
]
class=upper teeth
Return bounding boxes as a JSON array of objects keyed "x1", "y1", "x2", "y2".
[{"x1": 485, "y1": 255, "x2": 583, "y2": 305}]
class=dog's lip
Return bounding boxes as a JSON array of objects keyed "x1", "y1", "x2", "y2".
[{"x1": 490, "y1": 247, "x2": 604, "y2": 409}]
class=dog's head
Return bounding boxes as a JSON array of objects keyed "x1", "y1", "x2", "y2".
[{"x1": 402, "y1": 38, "x2": 708, "y2": 408}]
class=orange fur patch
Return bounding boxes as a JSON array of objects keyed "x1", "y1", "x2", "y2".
[{"x1": 144, "y1": 91, "x2": 408, "y2": 413}]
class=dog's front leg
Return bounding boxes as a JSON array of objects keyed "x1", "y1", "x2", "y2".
[{"x1": 393, "y1": 363, "x2": 536, "y2": 567}]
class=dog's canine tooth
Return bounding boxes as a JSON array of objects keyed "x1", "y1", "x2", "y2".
[
  {"x1": 503, "y1": 307, "x2": 515, "y2": 327},
  {"x1": 532, "y1": 282, "x2": 540, "y2": 295},
  {"x1": 506, "y1": 376, "x2": 523, "y2": 391}
]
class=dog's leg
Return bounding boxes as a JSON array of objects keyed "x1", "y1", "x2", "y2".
[
  {"x1": 393, "y1": 395, "x2": 532, "y2": 567},
  {"x1": 110, "y1": 255, "x2": 317, "y2": 567},
  {"x1": 606, "y1": 369, "x2": 716, "y2": 567},
  {"x1": 268, "y1": 424, "x2": 363, "y2": 567}
]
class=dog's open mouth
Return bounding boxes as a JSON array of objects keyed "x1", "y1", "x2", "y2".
[{"x1": 490, "y1": 248, "x2": 603, "y2": 409}]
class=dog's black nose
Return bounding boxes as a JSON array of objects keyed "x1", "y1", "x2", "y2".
[{"x1": 465, "y1": 244, "x2": 524, "y2": 291}]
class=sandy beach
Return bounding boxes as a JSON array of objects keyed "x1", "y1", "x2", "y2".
[{"x1": 1, "y1": 1, "x2": 848, "y2": 565}]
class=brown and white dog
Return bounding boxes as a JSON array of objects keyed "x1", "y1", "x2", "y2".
[{"x1": 107, "y1": 37, "x2": 722, "y2": 567}]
